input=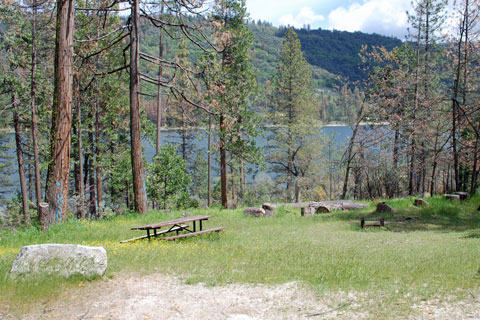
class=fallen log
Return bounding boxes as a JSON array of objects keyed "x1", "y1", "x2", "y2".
[{"x1": 302, "y1": 201, "x2": 368, "y2": 216}]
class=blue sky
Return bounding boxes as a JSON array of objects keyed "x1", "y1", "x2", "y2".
[{"x1": 245, "y1": 0, "x2": 414, "y2": 39}]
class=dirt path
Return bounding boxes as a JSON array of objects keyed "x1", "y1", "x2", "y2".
[
  {"x1": 13, "y1": 273, "x2": 366, "y2": 320},
  {"x1": 5, "y1": 273, "x2": 480, "y2": 319}
]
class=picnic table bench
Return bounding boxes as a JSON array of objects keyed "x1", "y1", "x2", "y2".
[{"x1": 121, "y1": 215, "x2": 225, "y2": 243}]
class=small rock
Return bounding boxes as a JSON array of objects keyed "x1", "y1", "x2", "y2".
[
  {"x1": 243, "y1": 207, "x2": 266, "y2": 217},
  {"x1": 422, "y1": 192, "x2": 431, "y2": 198},
  {"x1": 9, "y1": 244, "x2": 107, "y2": 280},
  {"x1": 376, "y1": 202, "x2": 393, "y2": 213},
  {"x1": 414, "y1": 198, "x2": 428, "y2": 207}
]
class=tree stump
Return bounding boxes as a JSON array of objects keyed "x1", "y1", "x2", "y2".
[
  {"x1": 262, "y1": 203, "x2": 276, "y2": 216},
  {"x1": 376, "y1": 202, "x2": 393, "y2": 213},
  {"x1": 414, "y1": 198, "x2": 428, "y2": 207},
  {"x1": 243, "y1": 207, "x2": 266, "y2": 217}
]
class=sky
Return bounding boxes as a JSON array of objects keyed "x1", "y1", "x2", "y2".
[{"x1": 245, "y1": 0, "x2": 415, "y2": 39}]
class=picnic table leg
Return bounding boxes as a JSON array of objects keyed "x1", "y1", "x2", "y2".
[
  {"x1": 147, "y1": 229, "x2": 151, "y2": 240},
  {"x1": 154, "y1": 229, "x2": 157, "y2": 237},
  {"x1": 193, "y1": 221, "x2": 196, "y2": 232},
  {"x1": 200, "y1": 220, "x2": 203, "y2": 231}
]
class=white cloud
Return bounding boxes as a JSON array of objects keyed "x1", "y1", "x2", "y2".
[
  {"x1": 328, "y1": 0, "x2": 411, "y2": 38},
  {"x1": 278, "y1": 7, "x2": 325, "y2": 28}
]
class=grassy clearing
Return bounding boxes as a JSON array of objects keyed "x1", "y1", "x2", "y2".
[{"x1": 1, "y1": 196, "x2": 480, "y2": 317}]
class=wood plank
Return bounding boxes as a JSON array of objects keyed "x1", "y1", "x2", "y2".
[
  {"x1": 120, "y1": 225, "x2": 188, "y2": 243},
  {"x1": 162, "y1": 227, "x2": 226, "y2": 241},
  {"x1": 131, "y1": 215, "x2": 214, "y2": 230},
  {"x1": 120, "y1": 234, "x2": 151, "y2": 243}
]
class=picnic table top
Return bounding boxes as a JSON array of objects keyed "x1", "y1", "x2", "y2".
[{"x1": 131, "y1": 215, "x2": 214, "y2": 230}]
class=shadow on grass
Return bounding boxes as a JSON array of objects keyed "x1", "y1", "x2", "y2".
[{"x1": 322, "y1": 196, "x2": 480, "y2": 233}]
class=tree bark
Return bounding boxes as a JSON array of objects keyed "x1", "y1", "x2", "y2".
[
  {"x1": 207, "y1": 114, "x2": 212, "y2": 207},
  {"x1": 30, "y1": 0, "x2": 42, "y2": 217},
  {"x1": 75, "y1": 84, "x2": 85, "y2": 219},
  {"x1": 95, "y1": 103, "x2": 102, "y2": 219},
  {"x1": 43, "y1": 0, "x2": 74, "y2": 229},
  {"x1": 470, "y1": 135, "x2": 479, "y2": 195},
  {"x1": 155, "y1": 3, "x2": 165, "y2": 155},
  {"x1": 220, "y1": 113, "x2": 228, "y2": 208},
  {"x1": 130, "y1": 0, "x2": 147, "y2": 213},
  {"x1": 13, "y1": 93, "x2": 30, "y2": 223}
]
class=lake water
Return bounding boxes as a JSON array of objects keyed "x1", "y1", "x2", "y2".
[{"x1": 1, "y1": 126, "x2": 352, "y2": 201}]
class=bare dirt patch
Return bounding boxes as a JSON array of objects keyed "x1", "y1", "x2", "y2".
[
  {"x1": 10, "y1": 273, "x2": 365, "y2": 320},
  {"x1": 3, "y1": 273, "x2": 480, "y2": 319}
]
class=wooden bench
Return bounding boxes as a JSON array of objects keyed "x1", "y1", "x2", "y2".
[
  {"x1": 120, "y1": 225, "x2": 188, "y2": 243},
  {"x1": 162, "y1": 227, "x2": 226, "y2": 241}
]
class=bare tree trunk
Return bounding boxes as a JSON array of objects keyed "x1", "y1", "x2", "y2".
[
  {"x1": 239, "y1": 161, "x2": 245, "y2": 198},
  {"x1": 220, "y1": 114, "x2": 228, "y2": 208},
  {"x1": 43, "y1": 0, "x2": 74, "y2": 229},
  {"x1": 207, "y1": 114, "x2": 212, "y2": 207},
  {"x1": 230, "y1": 163, "x2": 236, "y2": 206},
  {"x1": 470, "y1": 135, "x2": 479, "y2": 195},
  {"x1": 95, "y1": 104, "x2": 102, "y2": 219},
  {"x1": 89, "y1": 157, "x2": 96, "y2": 218},
  {"x1": 30, "y1": 0, "x2": 42, "y2": 216},
  {"x1": 13, "y1": 94, "x2": 30, "y2": 223},
  {"x1": 75, "y1": 86, "x2": 85, "y2": 219},
  {"x1": 182, "y1": 110, "x2": 187, "y2": 162},
  {"x1": 341, "y1": 101, "x2": 365, "y2": 199},
  {"x1": 130, "y1": 0, "x2": 147, "y2": 213},
  {"x1": 155, "y1": 3, "x2": 165, "y2": 155}
]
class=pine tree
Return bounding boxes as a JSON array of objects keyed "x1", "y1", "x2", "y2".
[
  {"x1": 206, "y1": 0, "x2": 262, "y2": 208},
  {"x1": 268, "y1": 28, "x2": 320, "y2": 202}
]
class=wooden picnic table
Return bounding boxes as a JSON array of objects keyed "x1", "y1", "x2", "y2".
[{"x1": 121, "y1": 215, "x2": 225, "y2": 243}]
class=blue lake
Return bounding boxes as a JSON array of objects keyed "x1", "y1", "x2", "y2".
[{"x1": 1, "y1": 126, "x2": 353, "y2": 200}]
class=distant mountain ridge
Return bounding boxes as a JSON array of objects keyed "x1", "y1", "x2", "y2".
[{"x1": 250, "y1": 23, "x2": 402, "y2": 85}]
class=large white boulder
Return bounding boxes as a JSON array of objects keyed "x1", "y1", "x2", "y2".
[{"x1": 9, "y1": 244, "x2": 107, "y2": 279}]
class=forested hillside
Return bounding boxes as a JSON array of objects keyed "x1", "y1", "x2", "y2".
[{"x1": 140, "y1": 19, "x2": 402, "y2": 90}]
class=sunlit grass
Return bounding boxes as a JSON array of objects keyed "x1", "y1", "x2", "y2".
[{"x1": 1, "y1": 196, "x2": 479, "y2": 317}]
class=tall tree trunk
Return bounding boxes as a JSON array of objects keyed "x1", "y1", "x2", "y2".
[
  {"x1": 341, "y1": 101, "x2": 365, "y2": 199},
  {"x1": 230, "y1": 162, "x2": 236, "y2": 206},
  {"x1": 182, "y1": 109, "x2": 187, "y2": 162},
  {"x1": 207, "y1": 114, "x2": 212, "y2": 207},
  {"x1": 409, "y1": 13, "x2": 422, "y2": 196},
  {"x1": 95, "y1": 103, "x2": 102, "y2": 219},
  {"x1": 75, "y1": 88, "x2": 85, "y2": 219},
  {"x1": 155, "y1": 3, "x2": 165, "y2": 155},
  {"x1": 130, "y1": 0, "x2": 147, "y2": 213},
  {"x1": 470, "y1": 135, "x2": 479, "y2": 195},
  {"x1": 451, "y1": 0, "x2": 468, "y2": 192},
  {"x1": 43, "y1": 0, "x2": 75, "y2": 229},
  {"x1": 89, "y1": 157, "x2": 96, "y2": 218},
  {"x1": 88, "y1": 121, "x2": 96, "y2": 218},
  {"x1": 13, "y1": 94, "x2": 30, "y2": 223},
  {"x1": 239, "y1": 161, "x2": 245, "y2": 198},
  {"x1": 220, "y1": 114, "x2": 228, "y2": 208},
  {"x1": 393, "y1": 127, "x2": 399, "y2": 169},
  {"x1": 30, "y1": 0, "x2": 42, "y2": 216}
]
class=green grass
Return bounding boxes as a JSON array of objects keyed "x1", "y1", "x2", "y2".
[{"x1": 1, "y1": 196, "x2": 480, "y2": 318}]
